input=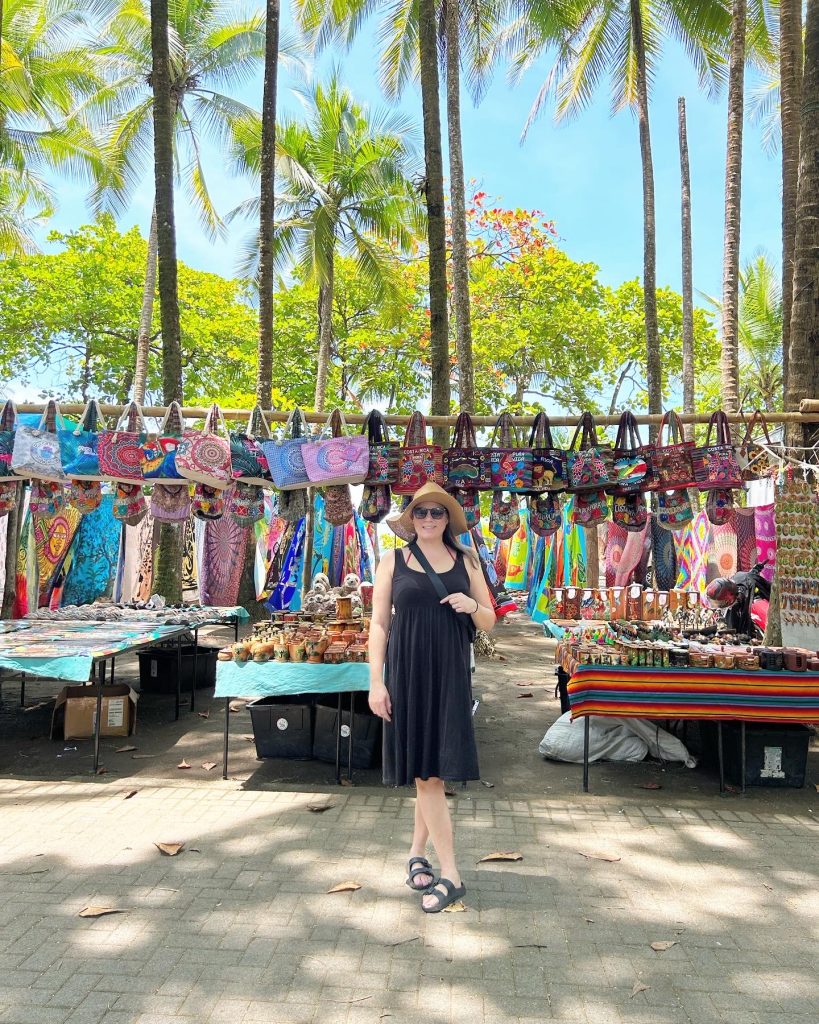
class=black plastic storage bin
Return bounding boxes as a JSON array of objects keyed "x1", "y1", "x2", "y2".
[
  {"x1": 721, "y1": 722, "x2": 810, "y2": 788},
  {"x1": 247, "y1": 695, "x2": 314, "y2": 760},
  {"x1": 137, "y1": 644, "x2": 217, "y2": 693},
  {"x1": 313, "y1": 693, "x2": 382, "y2": 770}
]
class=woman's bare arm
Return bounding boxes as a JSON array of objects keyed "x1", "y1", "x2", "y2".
[{"x1": 367, "y1": 549, "x2": 395, "y2": 721}]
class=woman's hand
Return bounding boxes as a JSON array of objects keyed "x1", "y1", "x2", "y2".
[
  {"x1": 440, "y1": 592, "x2": 479, "y2": 615},
  {"x1": 369, "y1": 682, "x2": 392, "y2": 722}
]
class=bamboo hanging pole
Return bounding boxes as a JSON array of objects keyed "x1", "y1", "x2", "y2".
[{"x1": 12, "y1": 403, "x2": 819, "y2": 428}]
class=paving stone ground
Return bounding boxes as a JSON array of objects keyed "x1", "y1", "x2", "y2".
[{"x1": 1, "y1": 617, "x2": 818, "y2": 1024}]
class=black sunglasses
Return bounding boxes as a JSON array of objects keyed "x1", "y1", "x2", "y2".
[{"x1": 412, "y1": 506, "x2": 447, "y2": 520}]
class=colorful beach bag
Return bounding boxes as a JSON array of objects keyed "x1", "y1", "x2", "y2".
[
  {"x1": 528, "y1": 412, "x2": 567, "y2": 493},
  {"x1": 393, "y1": 412, "x2": 443, "y2": 495},
  {"x1": 489, "y1": 412, "x2": 533, "y2": 492},
  {"x1": 228, "y1": 482, "x2": 265, "y2": 526},
  {"x1": 571, "y1": 488, "x2": 609, "y2": 527},
  {"x1": 612, "y1": 492, "x2": 648, "y2": 533},
  {"x1": 141, "y1": 402, "x2": 186, "y2": 482},
  {"x1": 98, "y1": 402, "x2": 147, "y2": 483},
  {"x1": 261, "y1": 407, "x2": 311, "y2": 491},
  {"x1": 150, "y1": 482, "x2": 191, "y2": 523},
  {"x1": 12, "y1": 400, "x2": 66, "y2": 482},
  {"x1": 566, "y1": 412, "x2": 613, "y2": 492},
  {"x1": 612, "y1": 410, "x2": 652, "y2": 495},
  {"x1": 444, "y1": 412, "x2": 491, "y2": 490},
  {"x1": 30, "y1": 479, "x2": 66, "y2": 517},
  {"x1": 67, "y1": 480, "x2": 103, "y2": 515},
  {"x1": 656, "y1": 489, "x2": 694, "y2": 532},
  {"x1": 691, "y1": 410, "x2": 743, "y2": 491},
  {"x1": 112, "y1": 483, "x2": 147, "y2": 526},
  {"x1": 737, "y1": 409, "x2": 777, "y2": 482},
  {"x1": 230, "y1": 406, "x2": 271, "y2": 486},
  {"x1": 529, "y1": 492, "x2": 561, "y2": 537},
  {"x1": 359, "y1": 484, "x2": 392, "y2": 524},
  {"x1": 452, "y1": 487, "x2": 482, "y2": 530},
  {"x1": 651, "y1": 411, "x2": 696, "y2": 491},
  {"x1": 362, "y1": 409, "x2": 399, "y2": 485},
  {"x1": 176, "y1": 403, "x2": 232, "y2": 490},
  {"x1": 489, "y1": 490, "x2": 520, "y2": 539},
  {"x1": 303, "y1": 409, "x2": 369, "y2": 486},
  {"x1": 59, "y1": 400, "x2": 105, "y2": 480},
  {"x1": 0, "y1": 400, "x2": 17, "y2": 478}
]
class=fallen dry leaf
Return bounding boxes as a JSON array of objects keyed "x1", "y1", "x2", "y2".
[
  {"x1": 478, "y1": 851, "x2": 523, "y2": 863},
  {"x1": 516, "y1": 692, "x2": 534, "y2": 699},
  {"x1": 177, "y1": 760, "x2": 191, "y2": 770},
  {"x1": 385, "y1": 935, "x2": 419, "y2": 947},
  {"x1": 443, "y1": 900, "x2": 467, "y2": 913},
  {"x1": 95, "y1": 767, "x2": 108, "y2": 775},
  {"x1": 577, "y1": 851, "x2": 621, "y2": 863},
  {"x1": 631, "y1": 981, "x2": 650, "y2": 997},
  {"x1": 636, "y1": 782, "x2": 662, "y2": 790},
  {"x1": 480, "y1": 780, "x2": 495, "y2": 789},
  {"x1": 584, "y1": 917, "x2": 595, "y2": 924},
  {"x1": 229, "y1": 700, "x2": 245, "y2": 713},
  {"x1": 761, "y1": 882, "x2": 773, "y2": 891},
  {"x1": 78, "y1": 907, "x2": 123, "y2": 919},
  {"x1": 515, "y1": 680, "x2": 534, "y2": 687},
  {"x1": 115, "y1": 745, "x2": 137, "y2": 753},
  {"x1": 814, "y1": 783, "x2": 819, "y2": 793},
  {"x1": 123, "y1": 790, "x2": 138, "y2": 800},
  {"x1": 327, "y1": 881, "x2": 361, "y2": 894},
  {"x1": 197, "y1": 710, "x2": 210, "y2": 719},
  {"x1": 154, "y1": 842, "x2": 185, "y2": 857},
  {"x1": 308, "y1": 801, "x2": 336, "y2": 813},
  {"x1": 650, "y1": 941, "x2": 677, "y2": 952},
  {"x1": 514, "y1": 943, "x2": 548, "y2": 949},
  {"x1": 339, "y1": 778, "x2": 355, "y2": 787},
  {"x1": 201, "y1": 762, "x2": 218, "y2": 772}
]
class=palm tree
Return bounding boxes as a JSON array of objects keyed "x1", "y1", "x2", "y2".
[
  {"x1": 0, "y1": 0, "x2": 111, "y2": 255},
  {"x1": 779, "y1": 0, "x2": 803, "y2": 402},
  {"x1": 230, "y1": 73, "x2": 424, "y2": 413},
  {"x1": 786, "y1": 0, "x2": 819, "y2": 432},
  {"x1": 93, "y1": 0, "x2": 272, "y2": 402},
  {"x1": 504, "y1": 0, "x2": 730, "y2": 427},
  {"x1": 678, "y1": 96, "x2": 695, "y2": 439}
]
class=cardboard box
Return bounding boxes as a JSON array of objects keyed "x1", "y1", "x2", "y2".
[{"x1": 51, "y1": 684, "x2": 138, "y2": 740}]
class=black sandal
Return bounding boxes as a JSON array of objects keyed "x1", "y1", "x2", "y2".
[
  {"x1": 421, "y1": 877, "x2": 466, "y2": 913},
  {"x1": 405, "y1": 856, "x2": 436, "y2": 892}
]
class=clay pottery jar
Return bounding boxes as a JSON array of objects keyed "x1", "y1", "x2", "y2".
[
  {"x1": 356, "y1": 630, "x2": 369, "y2": 644},
  {"x1": 273, "y1": 642, "x2": 289, "y2": 663},
  {"x1": 289, "y1": 641, "x2": 307, "y2": 663},
  {"x1": 341, "y1": 628, "x2": 357, "y2": 644},
  {"x1": 335, "y1": 596, "x2": 353, "y2": 619},
  {"x1": 327, "y1": 620, "x2": 344, "y2": 637}
]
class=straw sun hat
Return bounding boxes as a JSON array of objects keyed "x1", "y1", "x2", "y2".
[{"x1": 387, "y1": 481, "x2": 469, "y2": 540}]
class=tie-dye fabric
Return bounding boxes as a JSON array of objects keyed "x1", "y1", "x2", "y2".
[
  {"x1": 62, "y1": 495, "x2": 120, "y2": 606},
  {"x1": 754, "y1": 503, "x2": 776, "y2": 582},
  {"x1": 674, "y1": 511, "x2": 710, "y2": 592}
]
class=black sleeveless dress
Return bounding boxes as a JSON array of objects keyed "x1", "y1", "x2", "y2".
[{"x1": 383, "y1": 549, "x2": 480, "y2": 786}]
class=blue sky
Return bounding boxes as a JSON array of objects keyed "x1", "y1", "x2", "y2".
[{"x1": 38, "y1": 8, "x2": 780, "y2": 330}]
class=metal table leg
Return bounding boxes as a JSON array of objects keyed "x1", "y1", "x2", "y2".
[
  {"x1": 233, "y1": 616, "x2": 239, "y2": 643},
  {"x1": 740, "y1": 720, "x2": 746, "y2": 796},
  {"x1": 92, "y1": 660, "x2": 105, "y2": 774},
  {"x1": 347, "y1": 690, "x2": 354, "y2": 782},
  {"x1": 222, "y1": 697, "x2": 230, "y2": 780},
  {"x1": 175, "y1": 635, "x2": 182, "y2": 721},
  {"x1": 718, "y1": 721, "x2": 725, "y2": 793},
  {"x1": 110, "y1": 658, "x2": 116, "y2": 684},
  {"x1": 582, "y1": 716, "x2": 590, "y2": 793},
  {"x1": 335, "y1": 692, "x2": 342, "y2": 784},
  {"x1": 191, "y1": 627, "x2": 199, "y2": 713},
  {"x1": 20, "y1": 672, "x2": 25, "y2": 707}
]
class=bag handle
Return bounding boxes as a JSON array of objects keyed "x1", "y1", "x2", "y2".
[
  {"x1": 76, "y1": 399, "x2": 105, "y2": 435},
  {"x1": 452, "y1": 411, "x2": 477, "y2": 448},
  {"x1": 659, "y1": 410, "x2": 686, "y2": 447},
  {"x1": 528, "y1": 412, "x2": 554, "y2": 449},
  {"x1": 38, "y1": 399, "x2": 66, "y2": 434},
  {"x1": 404, "y1": 411, "x2": 427, "y2": 447},
  {"x1": 203, "y1": 402, "x2": 229, "y2": 439},
  {"x1": 160, "y1": 401, "x2": 184, "y2": 437},
  {"x1": 743, "y1": 409, "x2": 774, "y2": 448},
  {"x1": 363, "y1": 409, "x2": 389, "y2": 444},
  {"x1": 491, "y1": 411, "x2": 517, "y2": 448},
  {"x1": 281, "y1": 406, "x2": 307, "y2": 440},
  {"x1": 327, "y1": 408, "x2": 347, "y2": 439},
  {"x1": 1, "y1": 400, "x2": 18, "y2": 432},
  {"x1": 113, "y1": 401, "x2": 146, "y2": 434},
  {"x1": 248, "y1": 405, "x2": 270, "y2": 439},
  {"x1": 568, "y1": 411, "x2": 597, "y2": 453},
  {"x1": 615, "y1": 410, "x2": 642, "y2": 451}
]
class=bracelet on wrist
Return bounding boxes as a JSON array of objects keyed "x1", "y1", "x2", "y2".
[{"x1": 471, "y1": 599, "x2": 479, "y2": 615}]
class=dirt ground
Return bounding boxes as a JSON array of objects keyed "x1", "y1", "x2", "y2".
[{"x1": 1, "y1": 613, "x2": 817, "y2": 811}]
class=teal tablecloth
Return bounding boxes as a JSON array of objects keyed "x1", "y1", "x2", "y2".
[{"x1": 215, "y1": 660, "x2": 371, "y2": 698}]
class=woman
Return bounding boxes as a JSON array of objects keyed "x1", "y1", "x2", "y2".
[{"x1": 368, "y1": 482, "x2": 496, "y2": 913}]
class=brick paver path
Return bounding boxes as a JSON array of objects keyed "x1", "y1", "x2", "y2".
[{"x1": 1, "y1": 778, "x2": 817, "y2": 1024}]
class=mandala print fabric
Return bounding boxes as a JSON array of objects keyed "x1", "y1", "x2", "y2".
[
  {"x1": 200, "y1": 513, "x2": 248, "y2": 607},
  {"x1": 734, "y1": 508, "x2": 757, "y2": 572},
  {"x1": 651, "y1": 518, "x2": 677, "y2": 590}
]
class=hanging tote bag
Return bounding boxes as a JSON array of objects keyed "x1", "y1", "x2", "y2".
[
  {"x1": 302, "y1": 409, "x2": 369, "y2": 486},
  {"x1": 150, "y1": 483, "x2": 191, "y2": 523},
  {"x1": 59, "y1": 399, "x2": 105, "y2": 481},
  {"x1": 30, "y1": 479, "x2": 66, "y2": 517},
  {"x1": 529, "y1": 412, "x2": 567, "y2": 493},
  {"x1": 141, "y1": 401, "x2": 186, "y2": 483},
  {"x1": 359, "y1": 484, "x2": 392, "y2": 524},
  {"x1": 230, "y1": 406, "x2": 271, "y2": 486},
  {"x1": 261, "y1": 407, "x2": 311, "y2": 491},
  {"x1": 112, "y1": 483, "x2": 147, "y2": 526},
  {"x1": 176, "y1": 402, "x2": 232, "y2": 489},
  {"x1": 451, "y1": 487, "x2": 482, "y2": 530},
  {"x1": 489, "y1": 412, "x2": 533, "y2": 492},
  {"x1": 489, "y1": 491, "x2": 520, "y2": 539},
  {"x1": 97, "y1": 402, "x2": 147, "y2": 483},
  {"x1": 566, "y1": 412, "x2": 613, "y2": 493},
  {"x1": 611, "y1": 410, "x2": 652, "y2": 495},
  {"x1": 12, "y1": 400, "x2": 66, "y2": 481},
  {"x1": 363, "y1": 409, "x2": 399, "y2": 485},
  {"x1": 192, "y1": 482, "x2": 225, "y2": 521},
  {"x1": 651, "y1": 411, "x2": 696, "y2": 491},
  {"x1": 228, "y1": 482, "x2": 265, "y2": 526},
  {"x1": 528, "y1": 492, "x2": 562, "y2": 538},
  {"x1": 393, "y1": 411, "x2": 444, "y2": 495},
  {"x1": 571, "y1": 488, "x2": 610, "y2": 527},
  {"x1": 691, "y1": 410, "x2": 743, "y2": 490},
  {"x1": 612, "y1": 492, "x2": 649, "y2": 533},
  {"x1": 737, "y1": 409, "x2": 776, "y2": 482},
  {"x1": 444, "y1": 412, "x2": 491, "y2": 490},
  {"x1": 67, "y1": 479, "x2": 103, "y2": 515},
  {"x1": 0, "y1": 400, "x2": 18, "y2": 478},
  {"x1": 656, "y1": 489, "x2": 694, "y2": 532}
]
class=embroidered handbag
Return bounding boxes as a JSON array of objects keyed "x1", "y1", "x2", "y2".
[
  {"x1": 393, "y1": 411, "x2": 444, "y2": 495},
  {"x1": 176, "y1": 403, "x2": 232, "y2": 489},
  {"x1": 691, "y1": 410, "x2": 742, "y2": 491},
  {"x1": 489, "y1": 490, "x2": 520, "y2": 539},
  {"x1": 277, "y1": 487, "x2": 309, "y2": 523},
  {"x1": 112, "y1": 483, "x2": 147, "y2": 526},
  {"x1": 737, "y1": 410, "x2": 777, "y2": 482},
  {"x1": 230, "y1": 406, "x2": 271, "y2": 486},
  {"x1": 359, "y1": 484, "x2": 391, "y2": 524},
  {"x1": 612, "y1": 492, "x2": 648, "y2": 533},
  {"x1": 150, "y1": 482, "x2": 191, "y2": 523},
  {"x1": 98, "y1": 402, "x2": 147, "y2": 483},
  {"x1": 261, "y1": 408, "x2": 311, "y2": 491},
  {"x1": 444, "y1": 412, "x2": 491, "y2": 490},
  {"x1": 451, "y1": 487, "x2": 482, "y2": 530},
  {"x1": 228, "y1": 482, "x2": 265, "y2": 526},
  {"x1": 324, "y1": 483, "x2": 354, "y2": 526},
  {"x1": 59, "y1": 400, "x2": 105, "y2": 481},
  {"x1": 489, "y1": 412, "x2": 533, "y2": 492},
  {"x1": 528, "y1": 492, "x2": 561, "y2": 537},
  {"x1": 612, "y1": 410, "x2": 652, "y2": 495},
  {"x1": 30, "y1": 479, "x2": 66, "y2": 517},
  {"x1": 192, "y1": 482, "x2": 225, "y2": 521},
  {"x1": 0, "y1": 400, "x2": 18, "y2": 478},
  {"x1": 651, "y1": 411, "x2": 696, "y2": 491},
  {"x1": 12, "y1": 400, "x2": 66, "y2": 481},
  {"x1": 656, "y1": 489, "x2": 694, "y2": 532},
  {"x1": 0, "y1": 480, "x2": 18, "y2": 516},
  {"x1": 67, "y1": 480, "x2": 102, "y2": 515},
  {"x1": 571, "y1": 488, "x2": 610, "y2": 527},
  {"x1": 566, "y1": 412, "x2": 613, "y2": 492},
  {"x1": 528, "y1": 412, "x2": 567, "y2": 493},
  {"x1": 303, "y1": 409, "x2": 369, "y2": 486},
  {"x1": 363, "y1": 410, "x2": 399, "y2": 485},
  {"x1": 141, "y1": 402, "x2": 186, "y2": 482},
  {"x1": 706, "y1": 488, "x2": 734, "y2": 526}
]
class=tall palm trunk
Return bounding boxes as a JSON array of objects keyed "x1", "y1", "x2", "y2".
[
  {"x1": 630, "y1": 0, "x2": 661, "y2": 433},
  {"x1": 419, "y1": 0, "x2": 451, "y2": 447},
  {"x1": 313, "y1": 259, "x2": 334, "y2": 414},
  {"x1": 133, "y1": 207, "x2": 158, "y2": 404},
  {"x1": 780, "y1": 0, "x2": 803, "y2": 406},
  {"x1": 786, "y1": 0, "x2": 819, "y2": 432},
  {"x1": 446, "y1": 0, "x2": 475, "y2": 413},
  {"x1": 678, "y1": 97, "x2": 695, "y2": 441},
  {"x1": 151, "y1": 0, "x2": 183, "y2": 603},
  {"x1": 1, "y1": 483, "x2": 22, "y2": 619},
  {"x1": 256, "y1": 0, "x2": 280, "y2": 410},
  {"x1": 720, "y1": 0, "x2": 746, "y2": 418}
]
